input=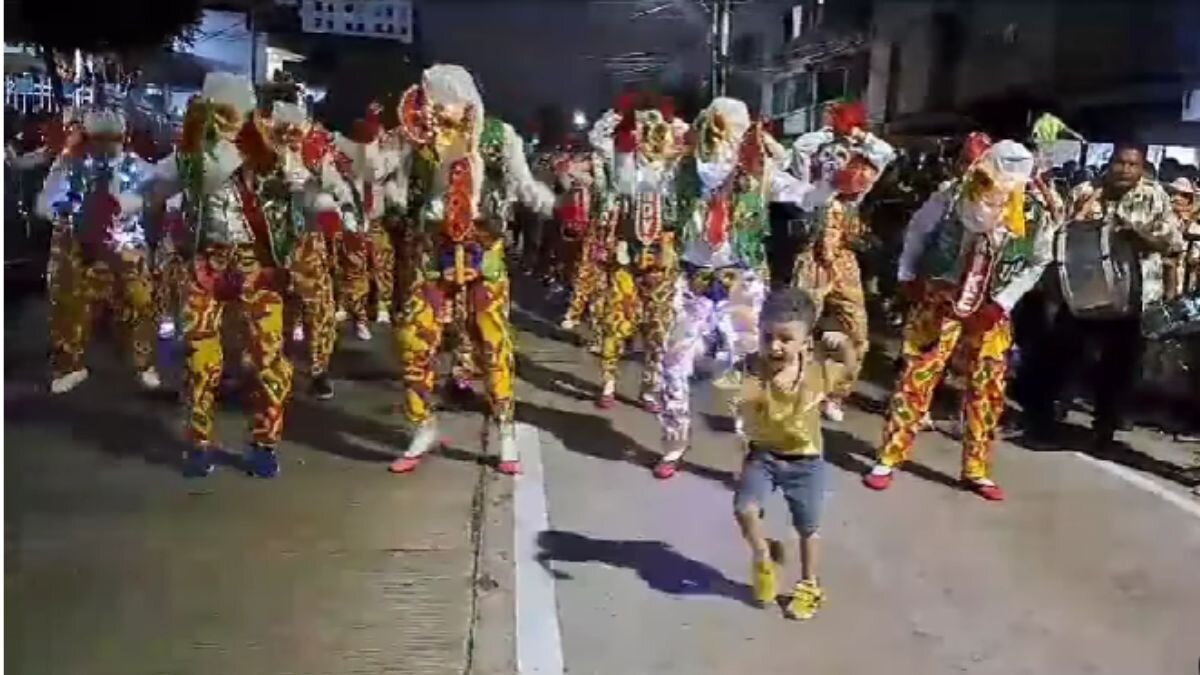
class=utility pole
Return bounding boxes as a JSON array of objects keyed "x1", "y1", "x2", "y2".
[{"x1": 709, "y1": 0, "x2": 732, "y2": 99}]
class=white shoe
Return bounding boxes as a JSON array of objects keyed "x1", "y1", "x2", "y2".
[
  {"x1": 138, "y1": 367, "x2": 162, "y2": 391},
  {"x1": 375, "y1": 306, "x2": 392, "y2": 324},
  {"x1": 292, "y1": 324, "x2": 305, "y2": 342},
  {"x1": 820, "y1": 400, "x2": 845, "y2": 423},
  {"x1": 50, "y1": 368, "x2": 89, "y2": 394},
  {"x1": 405, "y1": 420, "x2": 440, "y2": 459},
  {"x1": 561, "y1": 318, "x2": 578, "y2": 330},
  {"x1": 334, "y1": 308, "x2": 348, "y2": 323},
  {"x1": 355, "y1": 322, "x2": 373, "y2": 341},
  {"x1": 157, "y1": 319, "x2": 177, "y2": 340}
]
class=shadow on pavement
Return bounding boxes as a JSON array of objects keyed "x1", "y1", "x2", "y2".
[
  {"x1": 516, "y1": 399, "x2": 736, "y2": 488},
  {"x1": 285, "y1": 396, "x2": 485, "y2": 468},
  {"x1": 515, "y1": 352, "x2": 645, "y2": 408},
  {"x1": 6, "y1": 391, "x2": 187, "y2": 471},
  {"x1": 1015, "y1": 424, "x2": 1196, "y2": 487},
  {"x1": 536, "y1": 530, "x2": 755, "y2": 607},
  {"x1": 823, "y1": 428, "x2": 963, "y2": 491}
]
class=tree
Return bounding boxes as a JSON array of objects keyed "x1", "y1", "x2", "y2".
[{"x1": 8, "y1": 0, "x2": 203, "y2": 107}]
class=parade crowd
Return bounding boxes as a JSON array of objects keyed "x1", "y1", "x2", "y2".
[{"x1": 8, "y1": 64, "x2": 1200, "y2": 622}]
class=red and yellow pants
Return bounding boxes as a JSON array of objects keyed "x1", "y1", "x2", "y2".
[
  {"x1": 289, "y1": 231, "x2": 338, "y2": 376},
  {"x1": 396, "y1": 274, "x2": 514, "y2": 427},
  {"x1": 371, "y1": 224, "x2": 397, "y2": 319},
  {"x1": 794, "y1": 247, "x2": 868, "y2": 403},
  {"x1": 600, "y1": 262, "x2": 676, "y2": 395},
  {"x1": 338, "y1": 231, "x2": 372, "y2": 324},
  {"x1": 564, "y1": 252, "x2": 608, "y2": 341},
  {"x1": 49, "y1": 239, "x2": 155, "y2": 377},
  {"x1": 183, "y1": 245, "x2": 293, "y2": 446},
  {"x1": 154, "y1": 246, "x2": 188, "y2": 323},
  {"x1": 878, "y1": 288, "x2": 1012, "y2": 481}
]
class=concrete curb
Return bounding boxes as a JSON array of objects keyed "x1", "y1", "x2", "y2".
[{"x1": 466, "y1": 466, "x2": 517, "y2": 675}]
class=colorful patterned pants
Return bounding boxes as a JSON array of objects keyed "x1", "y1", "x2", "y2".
[
  {"x1": 183, "y1": 246, "x2": 293, "y2": 446},
  {"x1": 338, "y1": 232, "x2": 372, "y2": 324},
  {"x1": 154, "y1": 247, "x2": 188, "y2": 323},
  {"x1": 371, "y1": 224, "x2": 396, "y2": 319},
  {"x1": 878, "y1": 290, "x2": 1012, "y2": 481},
  {"x1": 290, "y1": 231, "x2": 338, "y2": 376},
  {"x1": 659, "y1": 269, "x2": 766, "y2": 450},
  {"x1": 564, "y1": 253, "x2": 608, "y2": 342},
  {"x1": 396, "y1": 275, "x2": 514, "y2": 427},
  {"x1": 600, "y1": 263, "x2": 676, "y2": 396},
  {"x1": 448, "y1": 290, "x2": 481, "y2": 385},
  {"x1": 794, "y1": 248, "x2": 868, "y2": 403},
  {"x1": 49, "y1": 240, "x2": 155, "y2": 377}
]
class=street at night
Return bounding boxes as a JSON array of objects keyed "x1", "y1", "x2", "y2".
[{"x1": 5, "y1": 0, "x2": 1200, "y2": 673}]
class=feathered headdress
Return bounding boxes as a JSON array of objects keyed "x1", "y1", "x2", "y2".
[
  {"x1": 826, "y1": 101, "x2": 867, "y2": 136},
  {"x1": 614, "y1": 91, "x2": 640, "y2": 154},
  {"x1": 960, "y1": 131, "x2": 994, "y2": 166}
]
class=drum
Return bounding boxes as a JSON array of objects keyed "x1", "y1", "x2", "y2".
[{"x1": 1055, "y1": 219, "x2": 1141, "y2": 319}]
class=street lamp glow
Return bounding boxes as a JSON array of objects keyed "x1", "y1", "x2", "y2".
[{"x1": 572, "y1": 110, "x2": 588, "y2": 129}]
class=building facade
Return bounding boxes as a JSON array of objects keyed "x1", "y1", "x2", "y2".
[
  {"x1": 863, "y1": 0, "x2": 1200, "y2": 144},
  {"x1": 287, "y1": 0, "x2": 413, "y2": 43},
  {"x1": 759, "y1": 0, "x2": 873, "y2": 137}
]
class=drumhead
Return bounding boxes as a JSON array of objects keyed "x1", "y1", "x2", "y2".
[{"x1": 1055, "y1": 220, "x2": 1140, "y2": 318}]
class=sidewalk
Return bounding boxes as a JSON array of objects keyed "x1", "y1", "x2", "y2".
[{"x1": 4, "y1": 300, "x2": 499, "y2": 675}]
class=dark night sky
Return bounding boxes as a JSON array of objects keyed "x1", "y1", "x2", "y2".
[{"x1": 416, "y1": 0, "x2": 792, "y2": 128}]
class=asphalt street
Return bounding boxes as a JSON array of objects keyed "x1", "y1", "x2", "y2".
[{"x1": 5, "y1": 281, "x2": 1200, "y2": 675}]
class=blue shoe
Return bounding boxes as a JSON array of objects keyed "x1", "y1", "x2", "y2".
[
  {"x1": 245, "y1": 445, "x2": 280, "y2": 479},
  {"x1": 183, "y1": 448, "x2": 215, "y2": 478}
]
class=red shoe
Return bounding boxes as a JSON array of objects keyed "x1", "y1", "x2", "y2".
[
  {"x1": 653, "y1": 460, "x2": 678, "y2": 480},
  {"x1": 863, "y1": 471, "x2": 894, "y2": 491},
  {"x1": 388, "y1": 456, "x2": 422, "y2": 474},
  {"x1": 964, "y1": 479, "x2": 1006, "y2": 501},
  {"x1": 595, "y1": 394, "x2": 615, "y2": 409},
  {"x1": 496, "y1": 460, "x2": 521, "y2": 475}
]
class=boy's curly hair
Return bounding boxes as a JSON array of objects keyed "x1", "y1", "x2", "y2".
[{"x1": 760, "y1": 287, "x2": 817, "y2": 330}]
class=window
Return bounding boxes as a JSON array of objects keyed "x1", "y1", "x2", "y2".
[
  {"x1": 386, "y1": 6, "x2": 394, "y2": 17},
  {"x1": 314, "y1": 17, "x2": 322, "y2": 28},
  {"x1": 357, "y1": 22, "x2": 365, "y2": 31},
  {"x1": 815, "y1": 68, "x2": 846, "y2": 103},
  {"x1": 345, "y1": 3, "x2": 354, "y2": 12},
  {"x1": 771, "y1": 80, "x2": 789, "y2": 116},
  {"x1": 346, "y1": 22, "x2": 354, "y2": 30},
  {"x1": 314, "y1": 1, "x2": 323, "y2": 10},
  {"x1": 385, "y1": 24, "x2": 394, "y2": 33},
  {"x1": 375, "y1": 23, "x2": 383, "y2": 32}
]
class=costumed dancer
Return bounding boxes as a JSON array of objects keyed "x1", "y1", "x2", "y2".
[
  {"x1": 273, "y1": 102, "x2": 360, "y2": 401},
  {"x1": 653, "y1": 97, "x2": 795, "y2": 479},
  {"x1": 444, "y1": 113, "x2": 552, "y2": 394},
  {"x1": 789, "y1": 101, "x2": 895, "y2": 422},
  {"x1": 864, "y1": 140, "x2": 1047, "y2": 500},
  {"x1": 37, "y1": 108, "x2": 160, "y2": 395},
  {"x1": 587, "y1": 94, "x2": 689, "y2": 410},
  {"x1": 331, "y1": 106, "x2": 405, "y2": 341},
  {"x1": 150, "y1": 72, "x2": 305, "y2": 479},
  {"x1": 558, "y1": 141, "x2": 610, "y2": 352},
  {"x1": 334, "y1": 105, "x2": 407, "y2": 341},
  {"x1": 389, "y1": 64, "x2": 554, "y2": 475}
]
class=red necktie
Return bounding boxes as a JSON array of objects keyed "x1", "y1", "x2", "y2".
[{"x1": 363, "y1": 181, "x2": 375, "y2": 217}]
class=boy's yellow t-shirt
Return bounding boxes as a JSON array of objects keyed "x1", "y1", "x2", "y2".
[{"x1": 733, "y1": 348, "x2": 849, "y2": 458}]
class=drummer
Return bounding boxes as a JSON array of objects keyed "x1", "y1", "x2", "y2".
[{"x1": 1021, "y1": 143, "x2": 1184, "y2": 451}]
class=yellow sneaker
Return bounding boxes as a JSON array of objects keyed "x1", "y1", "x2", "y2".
[
  {"x1": 784, "y1": 579, "x2": 824, "y2": 620},
  {"x1": 752, "y1": 559, "x2": 777, "y2": 607}
]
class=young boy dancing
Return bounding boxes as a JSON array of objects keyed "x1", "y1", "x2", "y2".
[{"x1": 732, "y1": 287, "x2": 856, "y2": 620}]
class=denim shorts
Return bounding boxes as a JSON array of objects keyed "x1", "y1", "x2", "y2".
[{"x1": 733, "y1": 447, "x2": 827, "y2": 537}]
